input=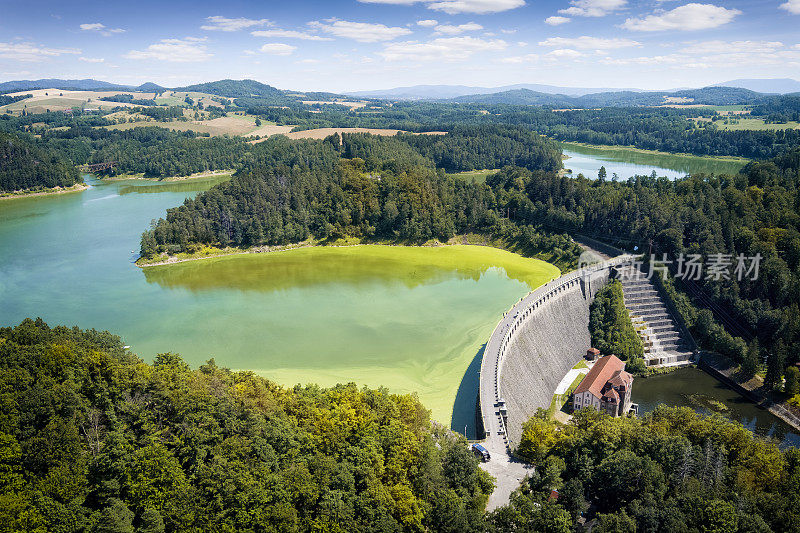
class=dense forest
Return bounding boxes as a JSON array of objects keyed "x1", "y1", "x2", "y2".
[
  {"x1": 0, "y1": 131, "x2": 81, "y2": 192},
  {"x1": 3, "y1": 318, "x2": 798, "y2": 532},
  {"x1": 0, "y1": 318, "x2": 492, "y2": 532},
  {"x1": 138, "y1": 131, "x2": 571, "y2": 262},
  {"x1": 513, "y1": 406, "x2": 800, "y2": 532},
  {"x1": 588, "y1": 280, "x2": 645, "y2": 372}
]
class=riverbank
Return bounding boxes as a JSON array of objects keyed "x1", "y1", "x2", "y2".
[
  {"x1": 99, "y1": 169, "x2": 234, "y2": 182},
  {"x1": 698, "y1": 352, "x2": 800, "y2": 432},
  {"x1": 0, "y1": 182, "x2": 88, "y2": 201}
]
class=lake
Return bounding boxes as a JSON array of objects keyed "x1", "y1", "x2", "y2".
[
  {"x1": 0, "y1": 175, "x2": 559, "y2": 431},
  {"x1": 633, "y1": 367, "x2": 800, "y2": 447},
  {"x1": 561, "y1": 142, "x2": 748, "y2": 180}
]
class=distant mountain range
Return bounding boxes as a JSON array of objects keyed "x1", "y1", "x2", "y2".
[
  {"x1": 0, "y1": 78, "x2": 164, "y2": 93},
  {"x1": 350, "y1": 79, "x2": 800, "y2": 101},
  {"x1": 2, "y1": 77, "x2": 798, "y2": 108},
  {"x1": 715, "y1": 78, "x2": 800, "y2": 94},
  {"x1": 346, "y1": 83, "x2": 654, "y2": 99},
  {"x1": 449, "y1": 86, "x2": 772, "y2": 107}
]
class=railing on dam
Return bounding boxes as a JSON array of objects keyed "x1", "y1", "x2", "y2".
[{"x1": 478, "y1": 255, "x2": 634, "y2": 449}]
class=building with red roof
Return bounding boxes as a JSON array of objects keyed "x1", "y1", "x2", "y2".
[{"x1": 573, "y1": 355, "x2": 634, "y2": 417}]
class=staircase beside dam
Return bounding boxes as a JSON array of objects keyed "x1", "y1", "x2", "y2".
[{"x1": 621, "y1": 276, "x2": 694, "y2": 367}]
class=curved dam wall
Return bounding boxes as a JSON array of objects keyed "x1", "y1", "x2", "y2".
[{"x1": 479, "y1": 256, "x2": 633, "y2": 451}]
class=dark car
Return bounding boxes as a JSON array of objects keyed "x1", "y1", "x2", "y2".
[{"x1": 471, "y1": 443, "x2": 491, "y2": 462}]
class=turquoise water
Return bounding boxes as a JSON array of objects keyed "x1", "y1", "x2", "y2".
[{"x1": 0, "y1": 175, "x2": 556, "y2": 427}]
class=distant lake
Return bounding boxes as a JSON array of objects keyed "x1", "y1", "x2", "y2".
[
  {"x1": 561, "y1": 142, "x2": 748, "y2": 180},
  {"x1": 0, "y1": 175, "x2": 558, "y2": 431}
]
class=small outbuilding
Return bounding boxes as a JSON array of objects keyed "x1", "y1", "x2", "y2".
[{"x1": 586, "y1": 347, "x2": 600, "y2": 361}]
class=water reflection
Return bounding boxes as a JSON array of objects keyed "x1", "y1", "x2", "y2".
[
  {"x1": 633, "y1": 367, "x2": 799, "y2": 447},
  {"x1": 143, "y1": 245, "x2": 551, "y2": 293}
]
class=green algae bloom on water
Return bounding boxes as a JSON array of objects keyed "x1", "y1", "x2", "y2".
[{"x1": 143, "y1": 245, "x2": 560, "y2": 425}]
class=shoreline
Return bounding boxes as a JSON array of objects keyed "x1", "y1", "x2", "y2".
[
  {"x1": 136, "y1": 234, "x2": 561, "y2": 269},
  {"x1": 0, "y1": 182, "x2": 89, "y2": 201},
  {"x1": 97, "y1": 170, "x2": 235, "y2": 182},
  {"x1": 558, "y1": 140, "x2": 751, "y2": 164}
]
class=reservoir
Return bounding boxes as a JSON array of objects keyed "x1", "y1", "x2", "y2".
[
  {"x1": 0, "y1": 146, "x2": 778, "y2": 440},
  {"x1": 0, "y1": 175, "x2": 557, "y2": 428},
  {"x1": 561, "y1": 142, "x2": 748, "y2": 180}
]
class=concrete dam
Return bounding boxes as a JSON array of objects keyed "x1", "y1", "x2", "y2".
[{"x1": 478, "y1": 255, "x2": 633, "y2": 451}]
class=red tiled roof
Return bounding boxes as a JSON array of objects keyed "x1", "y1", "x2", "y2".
[
  {"x1": 607, "y1": 370, "x2": 632, "y2": 389},
  {"x1": 602, "y1": 387, "x2": 620, "y2": 402},
  {"x1": 587, "y1": 347, "x2": 600, "y2": 355},
  {"x1": 574, "y1": 355, "x2": 626, "y2": 398}
]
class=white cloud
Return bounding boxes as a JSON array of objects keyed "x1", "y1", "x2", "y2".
[
  {"x1": 79, "y1": 57, "x2": 105, "y2": 63},
  {"x1": 500, "y1": 29, "x2": 517, "y2": 34},
  {"x1": 251, "y1": 29, "x2": 332, "y2": 41},
  {"x1": 309, "y1": 19, "x2": 412, "y2": 42},
  {"x1": 259, "y1": 43, "x2": 297, "y2": 55},
  {"x1": 417, "y1": 19, "x2": 438, "y2": 26},
  {"x1": 124, "y1": 38, "x2": 211, "y2": 62},
  {"x1": 621, "y1": 3, "x2": 741, "y2": 31},
  {"x1": 780, "y1": 0, "x2": 800, "y2": 13},
  {"x1": 0, "y1": 42, "x2": 81, "y2": 62},
  {"x1": 539, "y1": 36, "x2": 641, "y2": 50},
  {"x1": 79, "y1": 22, "x2": 125, "y2": 36},
  {"x1": 559, "y1": 0, "x2": 626, "y2": 17},
  {"x1": 434, "y1": 22, "x2": 483, "y2": 35},
  {"x1": 500, "y1": 53, "x2": 538, "y2": 63},
  {"x1": 683, "y1": 40, "x2": 784, "y2": 54},
  {"x1": 358, "y1": 0, "x2": 524, "y2": 14},
  {"x1": 201, "y1": 16, "x2": 271, "y2": 32},
  {"x1": 545, "y1": 16, "x2": 571, "y2": 25},
  {"x1": 380, "y1": 36, "x2": 507, "y2": 61},
  {"x1": 545, "y1": 48, "x2": 584, "y2": 59}
]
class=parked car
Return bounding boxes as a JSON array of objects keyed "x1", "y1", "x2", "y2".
[{"x1": 471, "y1": 443, "x2": 490, "y2": 462}]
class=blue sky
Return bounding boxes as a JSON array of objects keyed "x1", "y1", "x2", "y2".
[{"x1": 1, "y1": 0, "x2": 798, "y2": 91}]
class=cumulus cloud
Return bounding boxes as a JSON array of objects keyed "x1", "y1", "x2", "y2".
[
  {"x1": 545, "y1": 16, "x2": 571, "y2": 25},
  {"x1": 780, "y1": 0, "x2": 800, "y2": 14},
  {"x1": 539, "y1": 36, "x2": 641, "y2": 50},
  {"x1": 251, "y1": 29, "x2": 332, "y2": 41},
  {"x1": 309, "y1": 19, "x2": 412, "y2": 42},
  {"x1": 358, "y1": 0, "x2": 524, "y2": 14},
  {"x1": 201, "y1": 16, "x2": 272, "y2": 32},
  {"x1": 259, "y1": 43, "x2": 297, "y2": 55},
  {"x1": 0, "y1": 42, "x2": 81, "y2": 62},
  {"x1": 559, "y1": 0, "x2": 626, "y2": 17},
  {"x1": 124, "y1": 37, "x2": 211, "y2": 62},
  {"x1": 79, "y1": 22, "x2": 125, "y2": 36},
  {"x1": 78, "y1": 57, "x2": 105, "y2": 63},
  {"x1": 380, "y1": 36, "x2": 507, "y2": 61},
  {"x1": 417, "y1": 19, "x2": 439, "y2": 26},
  {"x1": 621, "y1": 3, "x2": 741, "y2": 31},
  {"x1": 545, "y1": 48, "x2": 584, "y2": 59},
  {"x1": 434, "y1": 22, "x2": 483, "y2": 35}
]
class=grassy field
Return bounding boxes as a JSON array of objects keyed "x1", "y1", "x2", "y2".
[
  {"x1": 692, "y1": 117, "x2": 800, "y2": 131},
  {"x1": 100, "y1": 115, "x2": 264, "y2": 136},
  {"x1": 447, "y1": 169, "x2": 497, "y2": 183}
]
